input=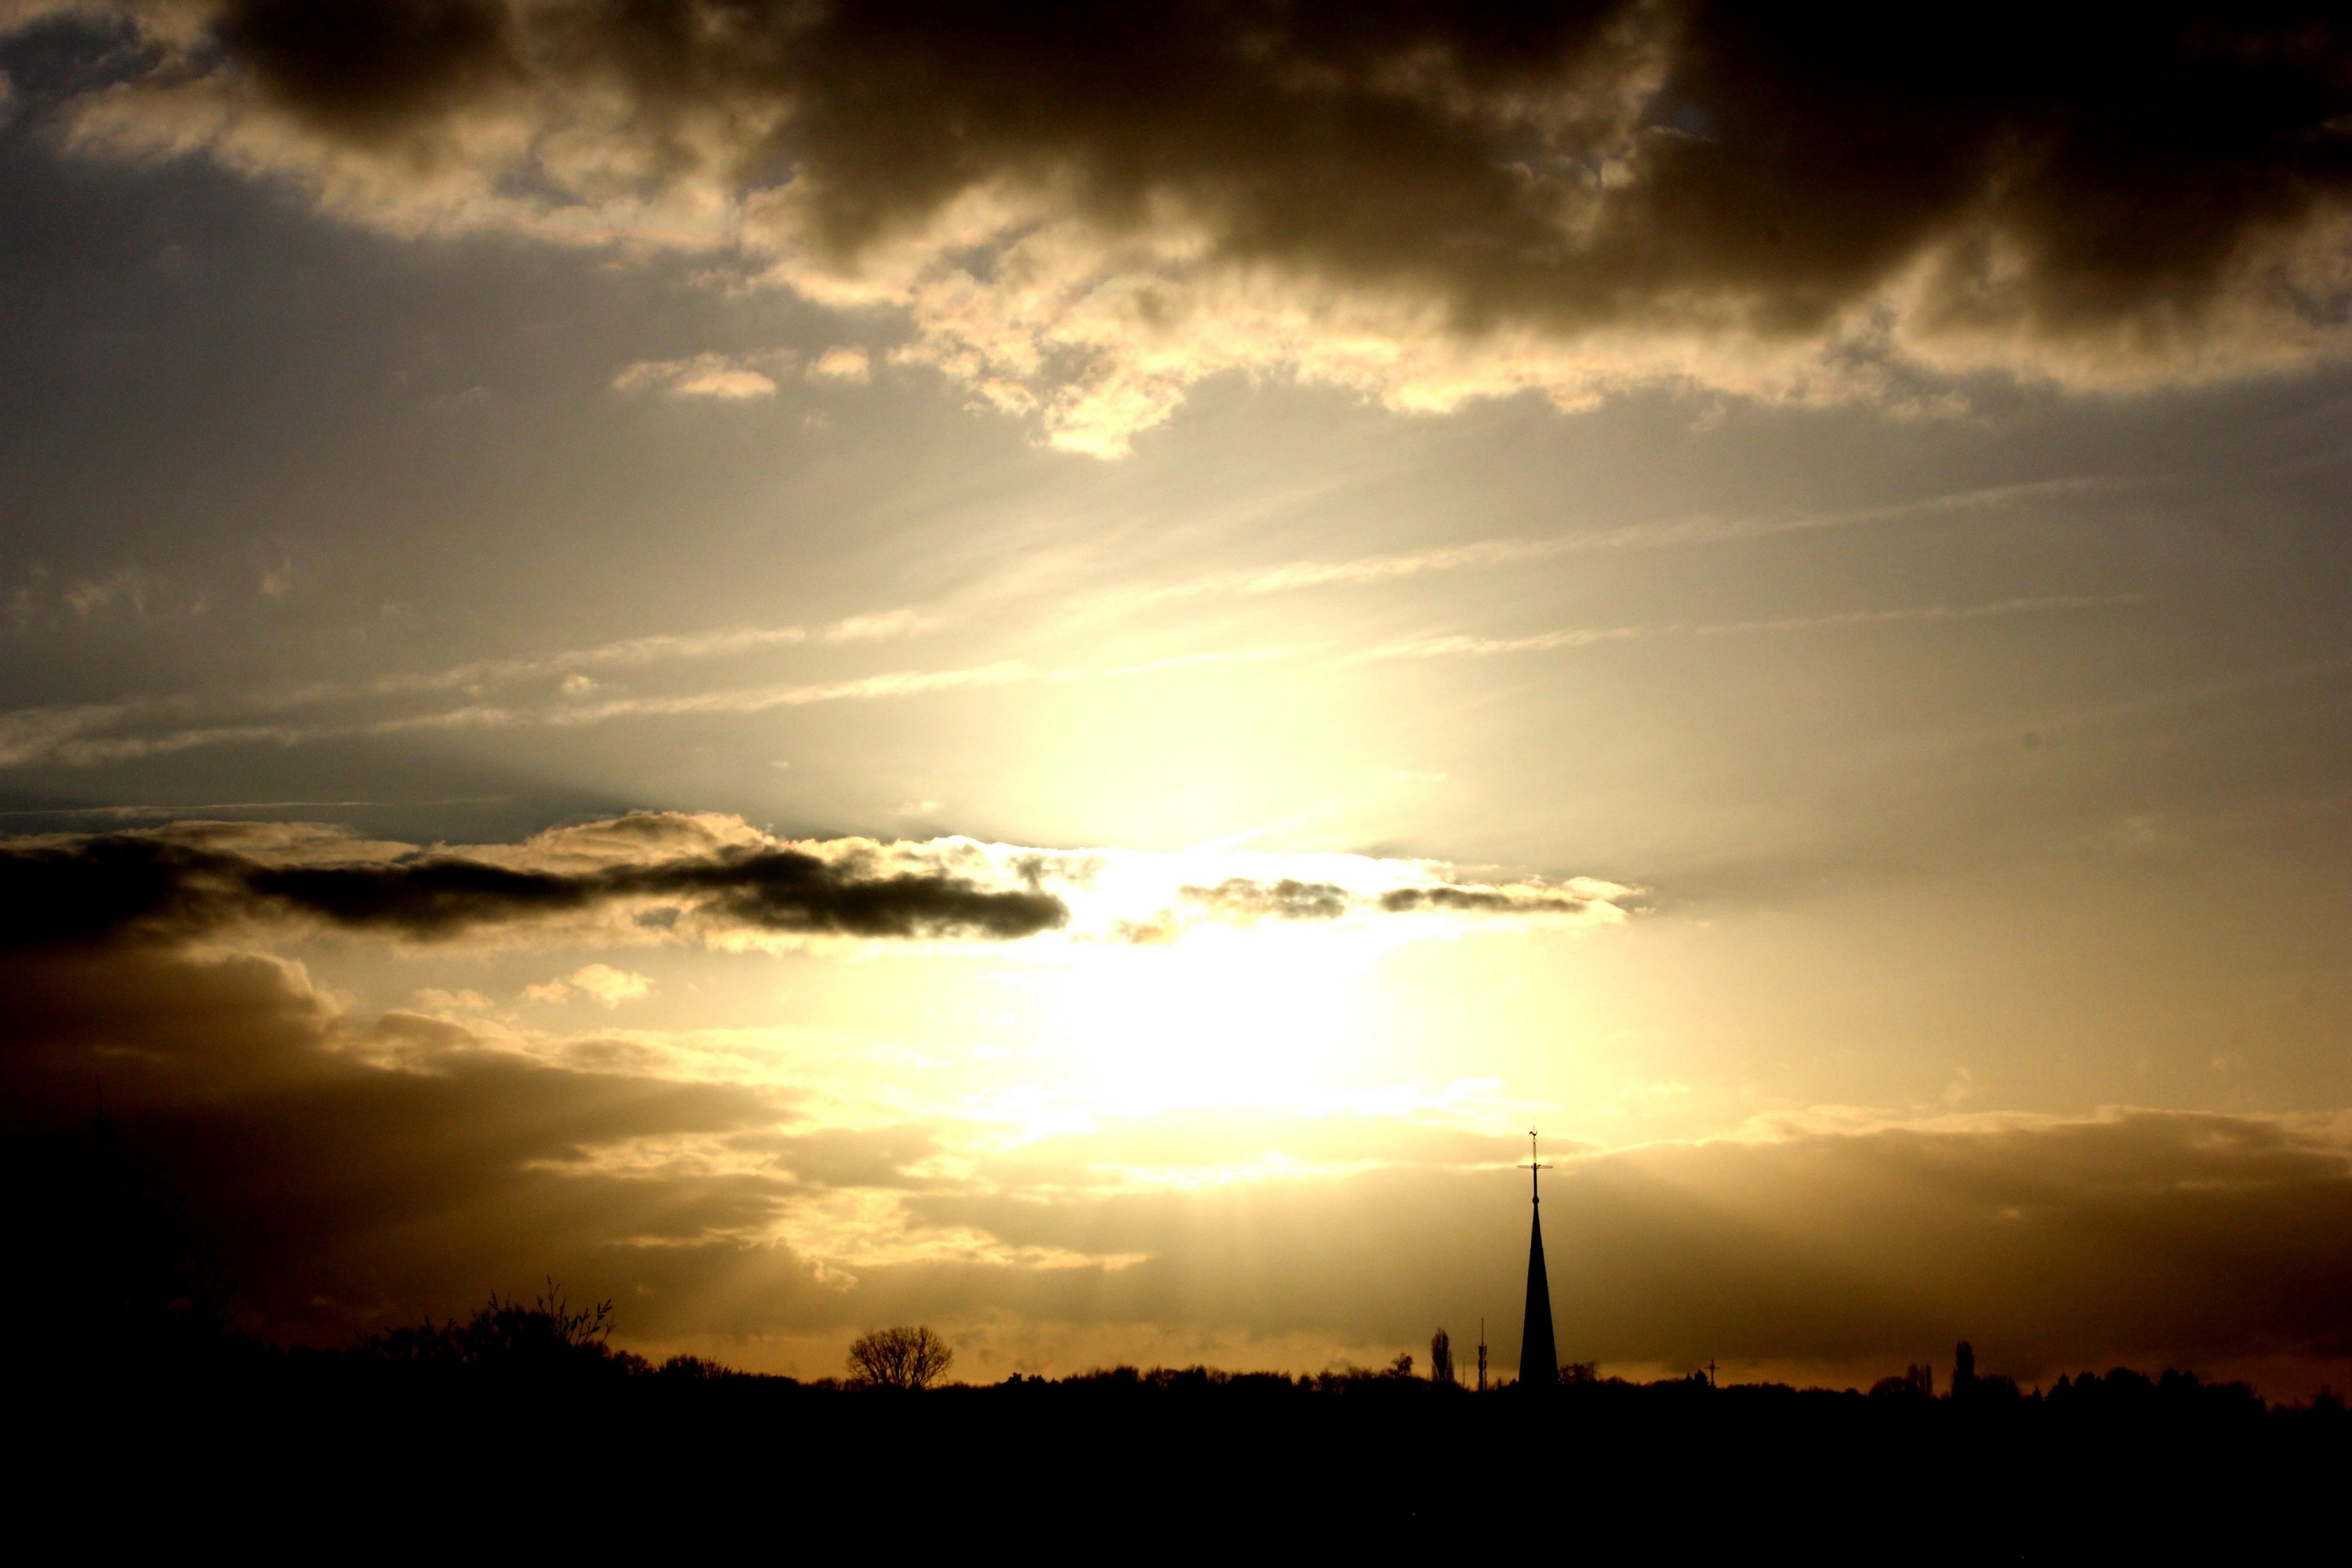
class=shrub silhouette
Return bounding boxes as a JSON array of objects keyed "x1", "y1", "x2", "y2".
[
  {"x1": 355, "y1": 1280, "x2": 639, "y2": 1381},
  {"x1": 847, "y1": 1324, "x2": 954, "y2": 1389}
]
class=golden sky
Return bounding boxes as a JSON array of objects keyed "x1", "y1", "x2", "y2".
[{"x1": 2, "y1": 2, "x2": 2348, "y2": 1394}]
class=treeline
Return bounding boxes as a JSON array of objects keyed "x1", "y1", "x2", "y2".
[
  {"x1": 13, "y1": 1123, "x2": 2347, "y2": 1554},
  {"x1": 58, "y1": 1280, "x2": 2342, "y2": 1428},
  {"x1": 16, "y1": 1284, "x2": 2350, "y2": 1558},
  {"x1": 30, "y1": 1294, "x2": 2347, "y2": 1558}
]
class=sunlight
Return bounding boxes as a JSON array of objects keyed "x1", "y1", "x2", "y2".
[{"x1": 1047, "y1": 923, "x2": 1374, "y2": 1116}]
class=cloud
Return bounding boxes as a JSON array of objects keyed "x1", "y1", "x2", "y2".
[
  {"x1": 0, "y1": 702, "x2": 154, "y2": 769},
  {"x1": 612, "y1": 352, "x2": 778, "y2": 400},
  {"x1": 1181, "y1": 878, "x2": 1352, "y2": 923},
  {"x1": 9, "y1": 930, "x2": 2347, "y2": 1384},
  {"x1": 63, "y1": 567, "x2": 162, "y2": 617},
  {"x1": 0, "y1": 815, "x2": 1071, "y2": 949},
  {"x1": 1163, "y1": 873, "x2": 1609, "y2": 929},
  {"x1": 1, "y1": 808, "x2": 2337, "y2": 1384},
  {"x1": 527, "y1": 962, "x2": 652, "y2": 1007},
  {"x1": 1347, "y1": 592, "x2": 2149, "y2": 666},
  {"x1": 0, "y1": 812, "x2": 1635, "y2": 956},
  {"x1": 335, "y1": 601, "x2": 936, "y2": 700},
  {"x1": 0, "y1": 582, "x2": 2137, "y2": 771},
  {"x1": 0, "y1": 938, "x2": 823, "y2": 1344},
  {"x1": 887, "y1": 1109, "x2": 2352, "y2": 1384},
  {"x1": 0, "y1": 604, "x2": 947, "y2": 770},
  {"x1": 807, "y1": 346, "x2": 871, "y2": 383},
  {"x1": 1374, "y1": 884, "x2": 1595, "y2": 917},
  {"x1": 22, "y1": 3, "x2": 2352, "y2": 454},
  {"x1": 1076, "y1": 475, "x2": 2119, "y2": 619}
]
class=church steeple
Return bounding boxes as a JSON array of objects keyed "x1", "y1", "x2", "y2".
[{"x1": 1519, "y1": 1129, "x2": 1557, "y2": 1388}]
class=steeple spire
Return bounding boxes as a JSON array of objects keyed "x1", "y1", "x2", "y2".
[{"x1": 1519, "y1": 1129, "x2": 1557, "y2": 1388}]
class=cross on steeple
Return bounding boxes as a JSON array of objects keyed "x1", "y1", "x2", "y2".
[{"x1": 1519, "y1": 1128, "x2": 1551, "y2": 1203}]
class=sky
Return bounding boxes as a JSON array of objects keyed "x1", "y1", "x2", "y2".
[{"x1": 2, "y1": 2, "x2": 2348, "y2": 1392}]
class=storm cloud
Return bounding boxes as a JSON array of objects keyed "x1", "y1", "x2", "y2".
[{"x1": 16, "y1": 2, "x2": 2352, "y2": 450}]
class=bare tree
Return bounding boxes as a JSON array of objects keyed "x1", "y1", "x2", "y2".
[
  {"x1": 847, "y1": 1324, "x2": 954, "y2": 1390},
  {"x1": 1430, "y1": 1329, "x2": 1454, "y2": 1385}
]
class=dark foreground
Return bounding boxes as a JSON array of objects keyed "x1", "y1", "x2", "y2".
[{"x1": 21, "y1": 1344, "x2": 2344, "y2": 1559}]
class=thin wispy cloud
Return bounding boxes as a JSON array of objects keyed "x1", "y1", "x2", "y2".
[
  {"x1": 292, "y1": 605, "x2": 942, "y2": 703},
  {"x1": 0, "y1": 606, "x2": 941, "y2": 768},
  {"x1": 399, "y1": 662, "x2": 1039, "y2": 731},
  {"x1": 1691, "y1": 594, "x2": 2151, "y2": 637},
  {"x1": 1349, "y1": 627, "x2": 1648, "y2": 663},
  {"x1": 1350, "y1": 593, "x2": 2151, "y2": 666},
  {"x1": 0, "y1": 799, "x2": 385, "y2": 820},
  {"x1": 2, "y1": 594, "x2": 2150, "y2": 770},
  {"x1": 1064, "y1": 477, "x2": 2126, "y2": 622},
  {"x1": 0, "y1": 474, "x2": 2117, "y2": 773}
]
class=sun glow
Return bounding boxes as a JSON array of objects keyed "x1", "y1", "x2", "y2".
[{"x1": 1047, "y1": 923, "x2": 1376, "y2": 1116}]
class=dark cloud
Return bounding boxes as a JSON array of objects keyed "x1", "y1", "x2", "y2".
[
  {"x1": 0, "y1": 818, "x2": 1069, "y2": 949},
  {"x1": 1109, "y1": 872, "x2": 1618, "y2": 940},
  {"x1": 219, "y1": 0, "x2": 519, "y2": 140},
  {"x1": 19, "y1": 2, "x2": 2350, "y2": 448},
  {"x1": 0, "y1": 940, "x2": 822, "y2": 1343},
  {"x1": 188, "y1": 0, "x2": 2352, "y2": 314},
  {"x1": 1377, "y1": 884, "x2": 1592, "y2": 916},
  {"x1": 622, "y1": 849, "x2": 1067, "y2": 942}
]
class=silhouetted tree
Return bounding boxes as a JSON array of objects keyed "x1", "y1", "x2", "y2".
[
  {"x1": 1561, "y1": 1361, "x2": 1598, "y2": 1385},
  {"x1": 1953, "y1": 1341, "x2": 1976, "y2": 1398},
  {"x1": 1386, "y1": 1352, "x2": 1414, "y2": 1378},
  {"x1": 657, "y1": 1354, "x2": 731, "y2": 1381},
  {"x1": 848, "y1": 1324, "x2": 954, "y2": 1389},
  {"x1": 1430, "y1": 1329, "x2": 1454, "y2": 1385},
  {"x1": 1871, "y1": 1363, "x2": 1934, "y2": 1399}
]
